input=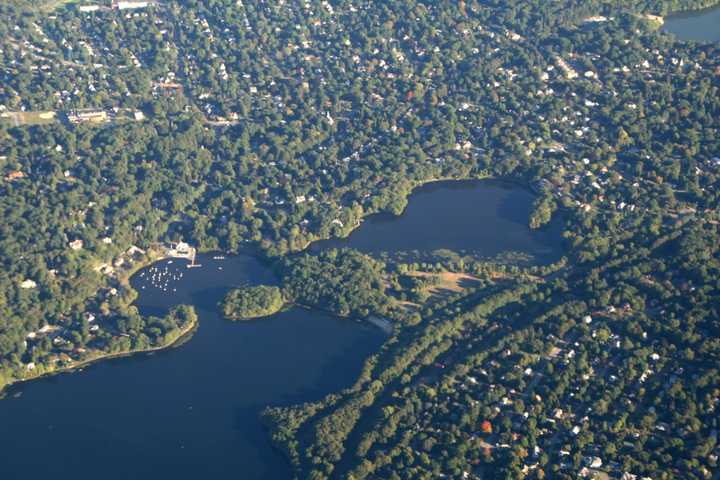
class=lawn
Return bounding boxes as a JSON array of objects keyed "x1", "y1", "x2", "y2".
[{"x1": 0, "y1": 111, "x2": 58, "y2": 126}]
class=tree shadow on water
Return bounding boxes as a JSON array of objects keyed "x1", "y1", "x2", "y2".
[
  {"x1": 231, "y1": 404, "x2": 294, "y2": 480},
  {"x1": 190, "y1": 286, "x2": 235, "y2": 311}
]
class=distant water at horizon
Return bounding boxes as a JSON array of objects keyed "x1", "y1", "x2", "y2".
[{"x1": 664, "y1": 5, "x2": 720, "y2": 42}]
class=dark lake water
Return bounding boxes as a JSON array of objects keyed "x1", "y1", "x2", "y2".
[
  {"x1": 0, "y1": 255, "x2": 384, "y2": 480},
  {"x1": 664, "y1": 6, "x2": 720, "y2": 42},
  {"x1": 313, "y1": 179, "x2": 563, "y2": 262},
  {"x1": 0, "y1": 179, "x2": 564, "y2": 480}
]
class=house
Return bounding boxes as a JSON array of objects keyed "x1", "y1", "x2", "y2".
[
  {"x1": 583, "y1": 16, "x2": 609, "y2": 23},
  {"x1": 166, "y1": 242, "x2": 195, "y2": 260},
  {"x1": 481, "y1": 420, "x2": 492, "y2": 433},
  {"x1": 126, "y1": 245, "x2": 145, "y2": 257},
  {"x1": 95, "y1": 263, "x2": 114, "y2": 275},
  {"x1": 69, "y1": 239, "x2": 84, "y2": 250},
  {"x1": 20, "y1": 279, "x2": 37, "y2": 289},
  {"x1": 555, "y1": 56, "x2": 578, "y2": 79},
  {"x1": 4, "y1": 171, "x2": 26, "y2": 181}
]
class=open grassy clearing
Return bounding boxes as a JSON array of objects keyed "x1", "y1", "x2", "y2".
[
  {"x1": 407, "y1": 271, "x2": 483, "y2": 294},
  {"x1": 0, "y1": 111, "x2": 57, "y2": 126}
]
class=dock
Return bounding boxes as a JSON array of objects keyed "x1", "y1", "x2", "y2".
[{"x1": 165, "y1": 242, "x2": 201, "y2": 268}]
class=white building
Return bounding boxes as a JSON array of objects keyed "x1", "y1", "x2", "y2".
[{"x1": 115, "y1": 1, "x2": 150, "y2": 10}]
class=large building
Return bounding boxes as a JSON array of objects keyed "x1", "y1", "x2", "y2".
[
  {"x1": 66, "y1": 109, "x2": 108, "y2": 124},
  {"x1": 112, "y1": 1, "x2": 151, "y2": 10}
]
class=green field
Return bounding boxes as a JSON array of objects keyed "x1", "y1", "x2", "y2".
[{"x1": 1, "y1": 111, "x2": 57, "y2": 126}]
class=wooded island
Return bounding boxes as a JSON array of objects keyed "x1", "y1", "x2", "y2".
[{"x1": 221, "y1": 286, "x2": 284, "y2": 320}]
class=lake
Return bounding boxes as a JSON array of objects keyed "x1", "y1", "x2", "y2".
[
  {"x1": 312, "y1": 179, "x2": 563, "y2": 262},
  {"x1": 0, "y1": 180, "x2": 563, "y2": 480},
  {"x1": 663, "y1": 5, "x2": 720, "y2": 42},
  {"x1": 0, "y1": 255, "x2": 384, "y2": 480}
]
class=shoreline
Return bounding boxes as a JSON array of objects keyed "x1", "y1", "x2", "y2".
[
  {"x1": 0, "y1": 314, "x2": 198, "y2": 398},
  {"x1": 295, "y1": 172, "x2": 497, "y2": 252},
  {"x1": 0, "y1": 174, "x2": 529, "y2": 399},
  {"x1": 222, "y1": 297, "x2": 393, "y2": 336},
  {"x1": 666, "y1": 1, "x2": 720, "y2": 16},
  {"x1": 648, "y1": 1, "x2": 720, "y2": 24}
]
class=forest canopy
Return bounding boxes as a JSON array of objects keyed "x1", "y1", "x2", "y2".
[
  {"x1": 282, "y1": 250, "x2": 389, "y2": 318},
  {"x1": 221, "y1": 285, "x2": 284, "y2": 320}
]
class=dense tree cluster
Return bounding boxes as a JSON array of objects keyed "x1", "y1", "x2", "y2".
[
  {"x1": 282, "y1": 249, "x2": 389, "y2": 318},
  {"x1": 267, "y1": 222, "x2": 720, "y2": 480},
  {"x1": 222, "y1": 285, "x2": 284, "y2": 320}
]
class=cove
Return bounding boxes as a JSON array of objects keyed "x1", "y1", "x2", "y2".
[
  {"x1": 663, "y1": 5, "x2": 720, "y2": 42},
  {"x1": 0, "y1": 179, "x2": 563, "y2": 480},
  {"x1": 0, "y1": 255, "x2": 384, "y2": 480}
]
